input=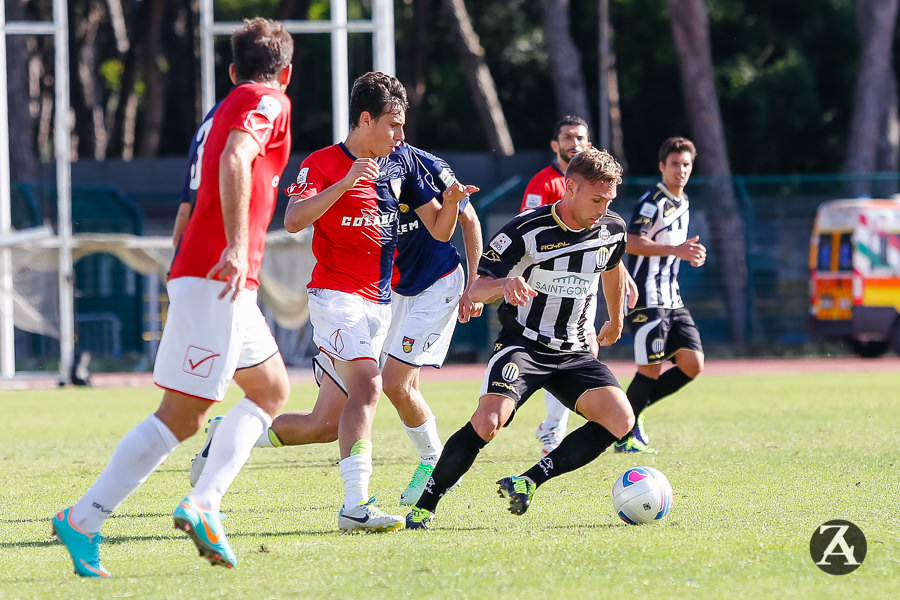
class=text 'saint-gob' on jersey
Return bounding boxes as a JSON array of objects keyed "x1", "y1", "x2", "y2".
[
  {"x1": 624, "y1": 182, "x2": 691, "y2": 310},
  {"x1": 286, "y1": 143, "x2": 436, "y2": 304},
  {"x1": 392, "y1": 143, "x2": 468, "y2": 297},
  {"x1": 478, "y1": 203, "x2": 627, "y2": 352}
]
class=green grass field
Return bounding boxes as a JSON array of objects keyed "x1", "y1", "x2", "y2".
[{"x1": 1, "y1": 371, "x2": 898, "y2": 599}]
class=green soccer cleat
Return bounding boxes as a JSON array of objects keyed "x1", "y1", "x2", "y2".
[
  {"x1": 405, "y1": 507, "x2": 434, "y2": 530},
  {"x1": 632, "y1": 413, "x2": 650, "y2": 447},
  {"x1": 51, "y1": 507, "x2": 111, "y2": 578},
  {"x1": 173, "y1": 496, "x2": 237, "y2": 568},
  {"x1": 496, "y1": 476, "x2": 536, "y2": 515},
  {"x1": 400, "y1": 461, "x2": 435, "y2": 506},
  {"x1": 613, "y1": 435, "x2": 659, "y2": 455}
]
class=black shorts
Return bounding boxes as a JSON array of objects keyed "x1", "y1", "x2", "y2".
[
  {"x1": 626, "y1": 306, "x2": 703, "y2": 365},
  {"x1": 480, "y1": 331, "x2": 622, "y2": 426}
]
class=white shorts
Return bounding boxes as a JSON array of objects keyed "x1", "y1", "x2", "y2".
[
  {"x1": 308, "y1": 288, "x2": 392, "y2": 363},
  {"x1": 384, "y1": 265, "x2": 464, "y2": 368},
  {"x1": 153, "y1": 277, "x2": 278, "y2": 401}
]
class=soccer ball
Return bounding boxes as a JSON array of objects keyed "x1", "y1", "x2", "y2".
[{"x1": 611, "y1": 466, "x2": 673, "y2": 524}]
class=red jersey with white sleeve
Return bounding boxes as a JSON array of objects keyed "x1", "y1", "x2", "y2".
[
  {"x1": 520, "y1": 164, "x2": 566, "y2": 212},
  {"x1": 285, "y1": 143, "x2": 431, "y2": 304},
  {"x1": 169, "y1": 82, "x2": 291, "y2": 290}
]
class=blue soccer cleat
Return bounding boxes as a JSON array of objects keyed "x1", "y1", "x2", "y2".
[
  {"x1": 51, "y1": 507, "x2": 111, "y2": 578},
  {"x1": 172, "y1": 496, "x2": 237, "y2": 568}
]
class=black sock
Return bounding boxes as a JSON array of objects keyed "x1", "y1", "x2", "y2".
[
  {"x1": 647, "y1": 367, "x2": 693, "y2": 407},
  {"x1": 626, "y1": 372, "x2": 655, "y2": 416},
  {"x1": 416, "y1": 422, "x2": 487, "y2": 513},
  {"x1": 521, "y1": 421, "x2": 617, "y2": 488}
]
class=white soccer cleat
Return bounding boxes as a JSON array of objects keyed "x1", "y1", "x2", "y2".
[
  {"x1": 535, "y1": 421, "x2": 564, "y2": 457},
  {"x1": 338, "y1": 498, "x2": 404, "y2": 533},
  {"x1": 189, "y1": 416, "x2": 223, "y2": 486}
]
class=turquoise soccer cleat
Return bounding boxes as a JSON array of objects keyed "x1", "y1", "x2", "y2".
[
  {"x1": 51, "y1": 507, "x2": 111, "y2": 578},
  {"x1": 172, "y1": 496, "x2": 237, "y2": 568}
]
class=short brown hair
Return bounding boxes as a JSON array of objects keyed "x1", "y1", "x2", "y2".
[
  {"x1": 565, "y1": 148, "x2": 623, "y2": 185},
  {"x1": 349, "y1": 72, "x2": 409, "y2": 128},
  {"x1": 231, "y1": 18, "x2": 293, "y2": 83},
  {"x1": 658, "y1": 136, "x2": 696, "y2": 164}
]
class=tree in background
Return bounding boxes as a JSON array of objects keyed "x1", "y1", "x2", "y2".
[
  {"x1": 539, "y1": 0, "x2": 592, "y2": 125},
  {"x1": 845, "y1": 0, "x2": 900, "y2": 192},
  {"x1": 666, "y1": 0, "x2": 748, "y2": 344},
  {"x1": 440, "y1": 0, "x2": 515, "y2": 155}
]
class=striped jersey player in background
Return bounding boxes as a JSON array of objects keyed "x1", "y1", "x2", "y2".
[{"x1": 616, "y1": 136, "x2": 707, "y2": 454}]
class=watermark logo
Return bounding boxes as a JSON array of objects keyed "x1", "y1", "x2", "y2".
[{"x1": 809, "y1": 519, "x2": 866, "y2": 575}]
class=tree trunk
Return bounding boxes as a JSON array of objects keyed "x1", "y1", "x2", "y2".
[
  {"x1": 6, "y1": 0, "x2": 37, "y2": 182},
  {"x1": 598, "y1": 0, "x2": 628, "y2": 171},
  {"x1": 440, "y1": 0, "x2": 514, "y2": 155},
  {"x1": 135, "y1": 0, "x2": 167, "y2": 157},
  {"x1": 539, "y1": 0, "x2": 592, "y2": 124},
  {"x1": 397, "y1": 0, "x2": 430, "y2": 142},
  {"x1": 666, "y1": 0, "x2": 748, "y2": 344},
  {"x1": 72, "y1": 0, "x2": 110, "y2": 160},
  {"x1": 845, "y1": 0, "x2": 899, "y2": 194}
]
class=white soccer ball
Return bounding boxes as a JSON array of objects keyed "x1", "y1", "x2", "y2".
[{"x1": 611, "y1": 466, "x2": 674, "y2": 524}]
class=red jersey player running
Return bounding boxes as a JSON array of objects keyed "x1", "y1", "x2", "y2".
[
  {"x1": 51, "y1": 18, "x2": 294, "y2": 575},
  {"x1": 281, "y1": 72, "x2": 475, "y2": 532}
]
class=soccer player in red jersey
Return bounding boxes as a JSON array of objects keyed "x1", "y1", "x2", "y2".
[
  {"x1": 279, "y1": 72, "x2": 474, "y2": 532},
  {"x1": 52, "y1": 18, "x2": 294, "y2": 575}
]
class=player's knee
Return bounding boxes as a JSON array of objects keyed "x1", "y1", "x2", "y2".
[
  {"x1": 470, "y1": 413, "x2": 501, "y2": 441},
  {"x1": 382, "y1": 378, "x2": 412, "y2": 406},
  {"x1": 678, "y1": 352, "x2": 704, "y2": 378}
]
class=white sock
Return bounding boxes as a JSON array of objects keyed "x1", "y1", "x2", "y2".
[
  {"x1": 339, "y1": 452, "x2": 373, "y2": 510},
  {"x1": 255, "y1": 428, "x2": 281, "y2": 448},
  {"x1": 402, "y1": 415, "x2": 442, "y2": 464},
  {"x1": 543, "y1": 391, "x2": 570, "y2": 432},
  {"x1": 72, "y1": 414, "x2": 179, "y2": 533},
  {"x1": 191, "y1": 398, "x2": 271, "y2": 513}
]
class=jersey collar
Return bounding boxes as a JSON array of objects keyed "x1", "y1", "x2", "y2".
[{"x1": 656, "y1": 182, "x2": 686, "y2": 204}]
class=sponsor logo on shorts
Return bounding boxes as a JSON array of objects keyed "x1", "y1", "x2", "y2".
[
  {"x1": 330, "y1": 329, "x2": 345, "y2": 354},
  {"x1": 402, "y1": 336, "x2": 415, "y2": 353},
  {"x1": 425, "y1": 333, "x2": 439, "y2": 351},
  {"x1": 490, "y1": 381, "x2": 516, "y2": 392},
  {"x1": 494, "y1": 342, "x2": 503, "y2": 352},
  {"x1": 183, "y1": 346, "x2": 220, "y2": 378},
  {"x1": 501, "y1": 362, "x2": 519, "y2": 382},
  {"x1": 632, "y1": 313, "x2": 649, "y2": 323}
]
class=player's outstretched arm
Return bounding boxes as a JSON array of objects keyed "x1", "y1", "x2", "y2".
[
  {"x1": 415, "y1": 183, "x2": 480, "y2": 242},
  {"x1": 469, "y1": 274, "x2": 536, "y2": 306}
]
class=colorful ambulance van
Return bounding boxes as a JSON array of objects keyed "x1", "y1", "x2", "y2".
[{"x1": 809, "y1": 198, "x2": 900, "y2": 356}]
